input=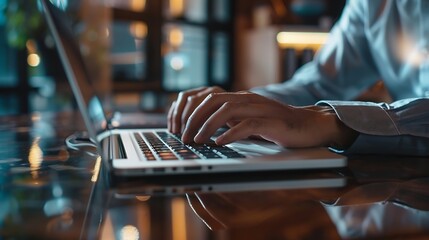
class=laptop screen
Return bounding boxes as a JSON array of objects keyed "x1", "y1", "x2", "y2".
[{"x1": 41, "y1": 0, "x2": 108, "y2": 141}]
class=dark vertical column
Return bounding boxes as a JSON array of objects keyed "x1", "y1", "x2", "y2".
[
  {"x1": 227, "y1": 0, "x2": 236, "y2": 90},
  {"x1": 206, "y1": 0, "x2": 214, "y2": 88},
  {"x1": 17, "y1": 49, "x2": 30, "y2": 114},
  {"x1": 283, "y1": 48, "x2": 297, "y2": 81},
  {"x1": 146, "y1": 0, "x2": 163, "y2": 89}
]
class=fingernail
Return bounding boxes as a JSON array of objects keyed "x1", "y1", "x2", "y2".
[
  {"x1": 181, "y1": 131, "x2": 190, "y2": 143},
  {"x1": 215, "y1": 134, "x2": 225, "y2": 145},
  {"x1": 194, "y1": 134, "x2": 203, "y2": 144}
]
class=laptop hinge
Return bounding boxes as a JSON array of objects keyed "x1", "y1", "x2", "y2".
[{"x1": 111, "y1": 134, "x2": 127, "y2": 159}]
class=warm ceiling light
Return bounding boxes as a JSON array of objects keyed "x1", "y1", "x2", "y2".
[
  {"x1": 131, "y1": 0, "x2": 146, "y2": 11},
  {"x1": 277, "y1": 31, "x2": 329, "y2": 51}
]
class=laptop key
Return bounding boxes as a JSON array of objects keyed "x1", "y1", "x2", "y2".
[
  {"x1": 202, "y1": 153, "x2": 223, "y2": 159},
  {"x1": 179, "y1": 154, "x2": 201, "y2": 159},
  {"x1": 134, "y1": 133, "x2": 158, "y2": 161}
]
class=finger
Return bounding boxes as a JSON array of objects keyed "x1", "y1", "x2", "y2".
[
  {"x1": 167, "y1": 101, "x2": 176, "y2": 132},
  {"x1": 172, "y1": 87, "x2": 208, "y2": 133},
  {"x1": 194, "y1": 102, "x2": 280, "y2": 143},
  {"x1": 225, "y1": 121, "x2": 263, "y2": 141},
  {"x1": 215, "y1": 118, "x2": 296, "y2": 146},
  {"x1": 226, "y1": 120, "x2": 240, "y2": 128},
  {"x1": 180, "y1": 87, "x2": 225, "y2": 133},
  {"x1": 215, "y1": 118, "x2": 268, "y2": 145},
  {"x1": 181, "y1": 92, "x2": 261, "y2": 143}
]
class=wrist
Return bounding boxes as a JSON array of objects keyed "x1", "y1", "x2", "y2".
[{"x1": 325, "y1": 110, "x2": 358, "y2": 149}]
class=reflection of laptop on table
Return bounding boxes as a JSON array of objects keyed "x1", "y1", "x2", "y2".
[
  {"x1": 41, "y1": 0, "x2": 346, "y2": 177},
  {"x1": 113, "y1": 170, "x2": 346, "y2": 197}
]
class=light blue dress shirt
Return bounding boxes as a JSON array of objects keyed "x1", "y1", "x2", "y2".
[{"x1": 251, "y1": 0, "x2": 429, "y2": 155}]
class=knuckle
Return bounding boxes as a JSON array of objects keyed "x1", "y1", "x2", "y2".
[
  {"x1": 187, "y1": 95, "x2": 197, "y2": 103},
  {"x1": 207, "y1": 92, "x2": 216, "y2": 98},
  {"x1": 177, "y1": 91, "x2": 186, "y2": 99},
  {"x1": 206, "y1": 92, "x2": 218, "y2": 101},
  {"x1": 221, "y1": 101, "x2": 235, "y2": 111},
  {"x1": 178, "y1": 90, "x2": 194, "y2": 100},
  {"x1": 186, "y1": 115, "x2": 195, "y2": 125},
  {"x1": 237, "y1": 90, "x2": 250, "y2": 94},
  {"x1": 210, "y1": 86, "x2": 223, "y2": 92}
]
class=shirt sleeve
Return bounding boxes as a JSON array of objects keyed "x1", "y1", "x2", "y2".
[
  {"x1": 317, "y1": 98, "x2": 429, "y2": 156},
  {"x1": 251, "y1": 0, "x2": 380, "y2": 106}
]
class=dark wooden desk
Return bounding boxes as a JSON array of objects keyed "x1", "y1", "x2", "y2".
[{"x1": 1, "y1": 112, "x2": 429, "y2": 239}]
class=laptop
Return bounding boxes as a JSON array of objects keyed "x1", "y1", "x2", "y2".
[{"x1": 41, "y1": 0, "x2": 347, "y2": 177}]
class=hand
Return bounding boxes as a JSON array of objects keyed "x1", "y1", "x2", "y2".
[
  {"x1": 167, "y1": 86, "x2": 225, "y2": 134},
  {"x1": 180, "y1": 91, "x2": 358, "y2": 149}
]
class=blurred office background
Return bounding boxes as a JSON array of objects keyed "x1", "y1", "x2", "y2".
[{"x1": 0, "y1": 0, "x2": 345, "y2": 115}]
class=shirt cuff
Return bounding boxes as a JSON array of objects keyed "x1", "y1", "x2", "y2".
[
  {"x1": 316, "y1": 100, "x2": 400, "y2": 136},
  {"x1": 315, "y1": 100, "x2": 400, "y2": 154}
]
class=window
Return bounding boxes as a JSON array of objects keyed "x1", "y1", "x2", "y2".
[
  {"x1": 163, "y1": 24, "x2": 208, "y2": 91},
  {"x1": 109, "y1": 0, "x2": 234, "y2": 94},
  {"x1": 110, "y1": 21, "x2": 148, "y2": 81}
]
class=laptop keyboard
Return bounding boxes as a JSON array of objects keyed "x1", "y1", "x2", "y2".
[{"x1": 134, "y1": 131, "x2": 245, "y2": 161}]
